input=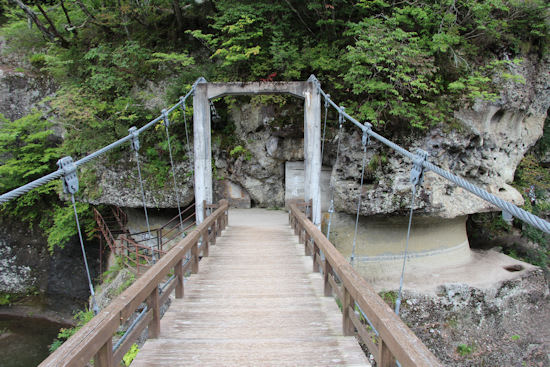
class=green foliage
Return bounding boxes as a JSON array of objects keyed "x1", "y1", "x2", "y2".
[
  {"x1": 0, "y1": 293, "x2": 12, "y2": 306},
  {"x1": 511, "y1": 334, "x2": 520, "y2": 341},
  {"x1": 116, "y1": 273, "x2": 136, "y2": 296},
  {"x1": 229, "y1": 145, "x2": 252, "y2": 161},
  {"x1": 45, "y1": 202, "x2": 95, "y2": 253},
  {"x1": 49, "y1": 309, "x2": 95, "y2": 353},
  {"x1": 123, "y1": 344, "x2": 140, "y2": 366},
  {"x1": 379, "y1": 290, "x2": 398, "y2": 307},
  {"x1": 456, "y1": 343, "x2": 474, "y2": 356},
  {"x1": 0, "y1": 112, "x2": 61, "y2": 228}
]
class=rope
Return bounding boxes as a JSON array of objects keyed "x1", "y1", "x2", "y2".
[
  {"x1": 350, "y1": 125, "x2": 370, "y2": 263},
  {"x1": 129, "y1": 127, "x2": 155, "y2": 263},
  {"x1": 162, "y1": 110, "x2": 184, "y2": 233},
  {"x1": 395, "y1": 187, "x2": 417, "y2": 316},
  {"x1": 0, "y1": 82, "x2": 199, "y2": 205},
  {"x1": 326, "y1": 109, "x2": 344, "y2": 242},
  {"x1": 321, "y1": 94, "x2": 329, "y2": 161},
  {"x1": 71, "y1": 194, "x2": 100, "y2": 315},
  {"x1": 179, "y1": 98, "x2": 192, "y2": 158},
  {"x1": 315, "y1": 85, "x2": 550, "y2": 234}
]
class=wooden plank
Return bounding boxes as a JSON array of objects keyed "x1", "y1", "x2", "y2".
[
  {"x1": 379, "y1": 339, "x2": 396, "y2": 367},
  {"x1": 147, "y1": 287, "x2": 160, "y2": 339},
  {"x1": 175, "y1": 259, "x2": 184, "y2": 299},
  {"x1": 329, "y1": 273, "x2": 343, "y2": 301},
  {"x1": 94, "y1": 337, "x2": 113, "y2": 367},
  {"x1": 131, "y1": 208, "x2": 370, "y2": 367}
]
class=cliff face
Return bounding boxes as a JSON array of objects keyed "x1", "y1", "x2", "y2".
[
  {"x1": 0, "y1": 37, "x2": 56, "y2": 122},
  {"x1": 84, "y1": 56, "x2": 550, "y2": 218}
]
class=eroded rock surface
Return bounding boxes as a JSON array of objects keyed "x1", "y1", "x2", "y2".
[{"x1": 397, "y1": 268, "x2": 549, "y2": 366}]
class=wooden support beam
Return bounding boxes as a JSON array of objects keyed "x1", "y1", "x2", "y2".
[
  {"x1": 175, "y1": 259, "x2": 184, "y2": 299},
  {"x1": 147, "y1": 287, "x2": 160, "y2": 339},
  {"x1": 94, "y1": 337, "x2": 113, "y2": 367},
  {"x1": 342, "y1": 289, "x2": 354, "y2": 336},
  {"x1": 324, "y1": 261, "x2": 332, "y2": 297}
]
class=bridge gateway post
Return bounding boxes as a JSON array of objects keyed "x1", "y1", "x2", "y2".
[
  {"x1": 193, "y1": 79, "x2": 213, "y2": 224},
  {"x1": 192, "y1": 77, "x2": 322, "y2": 225},
  {"x1": 304, "y1": 75, "x2": 322, "y2": 227}
]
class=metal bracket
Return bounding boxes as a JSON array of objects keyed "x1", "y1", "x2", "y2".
[
  {"x1": 179, "y1": 96, "x2": 186, "y2": 111},
  {"x1": 362, "y1": 122, "x2": 372, "y2": 147},
  {"x1": 57, "y1": 156, "x2": 79, "y2": 194},
  {"x1": 410, "y1": 149, "x2": 428, "y2": 187},
  {"x1": 307, "y1": 74, "x2": 321, "y2": 90},
  {"x1": 128, "y1": 126, "x2": 140, "y2": 152},
  {"x1": 324, "y1": 94, "x2": 330, "y2": 109},
  {"x1": 338, "y1": 107, "x2": 345, "y2": 129},
  {"x1": 161, "y1": 109, "x2": 170, "y2": 128},
  {"x1": 502, "y1": 211, "x2": 513, "y2": 224}
]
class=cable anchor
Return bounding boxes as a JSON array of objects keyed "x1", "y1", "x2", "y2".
[
  {"x1": 57, "y1": 156, "x2": 79, "y2": 194},
  {"x1": 338, "y1": 107, "x2": 345, "y2": 129},
  {"x1": 161, "y1": 109, "x2": 170, "y2": 128},
  {"x1": 129, "y1": 126, "x2": 140, "y2": 152},
  {"x1": 362, "y1": 122, "x2": 372, "y2": 148},
  {"x1": 410, "y1": 149, "x2": 428, "y2": 188}
]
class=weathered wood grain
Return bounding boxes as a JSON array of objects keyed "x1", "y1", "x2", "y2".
[{"x1": 131, "y1": 209, "x2": 370, "y2": 367}]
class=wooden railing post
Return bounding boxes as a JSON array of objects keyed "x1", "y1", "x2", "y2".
[
  {"x1": 203, "y1": 200, "x2": 207, "y2": 220},
  {"x1": 323, "y1": 261, "x2": 332, "y2": 296},
  {"x1": 211, "y1": 221, "x2": 217, "y2": 246},
  {"x1": 342, "y1": 288, "x2": 354, "y2": 336},
  {"x1": 135, "y1": 242, "x2": 139, "y2": 274},
  {"x1": 192, "y1": 241, "x2": 199, "y2": 274},
  {"x1": 157, "y1": 228, "x2": 162, "y2": 254},
  {"x1": 94, "y1": 337, "x2": 114, "y2": 367},
  {"x1": 202, "y1": 228, "x2": 209, "y2": 257},
  {"x1": 378, "y1": 339, "x2": 396, "y2": 367},
  {"x1": 147, "y1": 287, "x2": 160, "y2": 338},
  {"x1": 175, "y1": 259, "x2": 184, "y2": 298},
  {"x1": 304, "y1": 233, "x2": 311, "y2": 256},
  {"x1": 312, "y1": 241, "x2": 320, "y2": 273}
]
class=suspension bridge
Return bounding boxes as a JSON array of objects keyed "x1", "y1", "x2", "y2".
[{"x1": 1, "y1": 76, "x2": 549, "y2": 367}]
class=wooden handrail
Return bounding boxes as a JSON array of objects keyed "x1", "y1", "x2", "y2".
[
  {"x1": 40, "y1": 200, "x2": 229, "y2": 367},
  {"x1": 289, "y1": 202, "x2": 441, "y2": 367}
]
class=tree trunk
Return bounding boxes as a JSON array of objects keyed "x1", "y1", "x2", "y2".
[
  {"x1": 60, "y1": 0, "x2": 76, "y2": 35},
  {"x1": 34, "y1": 1, "x2": 70, "y2": 47},
  {"x1": 8, "y1": 0, "x2": 57, "y2": 42},
  {"x1": 172, "y1": 0, "x2": 183, "y2": 32}
]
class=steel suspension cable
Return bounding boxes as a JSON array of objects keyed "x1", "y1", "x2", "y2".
[
  {"x1": 395, "y1": 187, "x2": 417, "y2": 316},
  {"x1": 314, "y1": 85, "x2": 550, "y2": 234},
  {"x1": 57, "y1": 156, "x2": 99, "y2": 315},
  {"x1": 71, "y1": 193, "x2": 99, "y2": 315},
  {"x1": 395, "y1": 150, "x2": 427, "y2": 315},
  {"x1": 162, "y1": 110, "x2": 184, "y2": 233},
  {"x1": 0, "y1": 82, "x2": 199, "y2": 205},
  {"x1": 321, "y1": 94, "x2": 329, "y2": 161},
  {"x1": 350, "y1": 126, "x2": 370, "y2": 263},
  {"x1": 326, "y1": 109, "x2": 344, "y2": 242},
  {"x1": 179, "y1": 98, "x2": 192, "y2": 158},
  {"x1": 129, "y1": 127, "x2": 155, "y2": 263}
]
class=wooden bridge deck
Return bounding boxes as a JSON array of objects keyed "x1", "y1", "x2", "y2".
[{"x1": 131, "y1": 209, "x2": 370, "y2": 366}]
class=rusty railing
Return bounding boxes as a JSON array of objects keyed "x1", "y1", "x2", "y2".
[
  {"x1": 40, "y1": 199, "x2": 229, "y2": 367},
  {"x1": 289, "y1": 201, "x2": 441, "y2": 367}
]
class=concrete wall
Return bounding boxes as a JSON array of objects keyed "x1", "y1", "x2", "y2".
[
  {"x1": 285, "y1": 161, "x2": 331, "y2": 210},
  {"x1": 322, "y1": 213, "x2": 472, "y2": 282}
]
